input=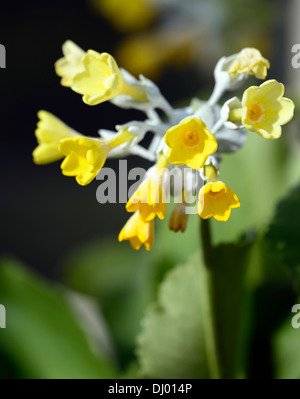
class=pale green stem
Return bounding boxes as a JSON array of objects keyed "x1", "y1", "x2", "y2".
[
  {"x1": 207, "y1": 83, "x2": 225, "y2": 106},
  {"x1": 211, "y1": 118, "x2": 224, "y2": 134}
]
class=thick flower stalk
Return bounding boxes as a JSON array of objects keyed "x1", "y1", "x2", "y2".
[{"x1": 33, "y1": 41, "x2": 295, "y2": 250}]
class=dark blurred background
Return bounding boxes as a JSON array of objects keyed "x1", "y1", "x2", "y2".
[{"x1": 0, "y1": 0, "x2": 289, "y2": 279}]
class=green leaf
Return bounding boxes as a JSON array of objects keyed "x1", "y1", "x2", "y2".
[
  {"x1": 211, "y1": 240, "x2": 253, "y2": 378},
  {"x1": 136, "y1": 252, "x2": 209, "y2": 379},
  {"x1": 212, "y1": 132, "x2": 300, "y2": 244},
  {"x1": 272, "y1": 316, "x2": 300, "y2": 379},
  {"x1": 0, "y1": 258, "x2": 117, "y2": 379},
  {"x1": 136, "y1": 236, "x2": 254, "y2": 379},
  {"x1": 62, "y1": 238, "x2": 158, "y2": 368},
  {"x1": 266, "y1": 183, "x2": 300, "y2": 292}
]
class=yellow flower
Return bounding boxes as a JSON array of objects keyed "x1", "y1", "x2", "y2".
[
  {"x1": 71, "y1": 50, "x2": 148, "y2": 106},
  {"x1": 59, "y1": 130, "x2": 134, "y2": 185},
  {"x1": 169, "y1": 204, "x2": 189, "y2": 233},
  {"x1": 118, "y1": 211, "x2": 154, "y2": 250},
  {"x1": 164, "y1": 117, "x2": 218, "y2": 170},
  {"x1": 230, "y1": 79, "x2": 294, "y2": 139},
  {"x1": 55, "y1": 41, "x2": 85, "y2": 87},
  {"x1": 198, "y1": 180, "x2": 240, "y2": 222},
  {"x1": 33, "y1": 110, "x2": 78, "y2": 165},
  {"x1": 227, "y1": 48, "x2": 270, "y2": 80},
  {"x1": 90, "y1": 0, "x2": 155, "y2": 33},
  {"x1": 126, "y1": 153, "x2": 168, "y2": 221}
]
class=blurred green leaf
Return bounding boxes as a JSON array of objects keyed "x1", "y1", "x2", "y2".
[
  {"x1": 154, "y1": 198, "x2": 199, "y2": 263},
  {"x1": 212, "y1": 240, "x2": 253, "y2": 378},
  {"x1": 62, "y1": 238, "x2": 159, "y2": 368},
  {"x1": 239, "y1": 238, "x2": 296, "y2": 378},
  {"x1": 136, "y1": 252, "x2": 208, "y2": 379},
  {"x1": 212, "y1": 132, "x2": 300, "y2": 244},
  {"x1": 0, "y1": 258, "x2": 117, "y2": 379},
  {"x1": 272, "y1": 316, "x2": 300, "y2": 379},
  {"x1": 136, "y1": 235, "x2": 256, "y2": 379},
  {"x1": 266, "y1": 183, "x2": 300, "y2": 292}
]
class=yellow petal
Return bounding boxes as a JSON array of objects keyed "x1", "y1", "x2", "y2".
[
  {"x1": 118, "y1": 211, "x2": 154, "y2": 250},
  {"x1": 164, "y1": 117, "x2": 218, "y2": 170},
  {"x1": 59, "y1": 136, "x2": 109, "y2": 185},
  {"x1": 198, "y1": 181, "x2": 240, "y2": 222},
  {"x1": 71, "y1": 50, "x2": 124, "y2": 105},
  {"x1": 242, "y1": 80, "x2": 295, "y2": 140},
  {"x1": 228, "y1": 48, "x2": 270, "y2": 79},
  {"x1": 126, "y1": 173, "x2": 167, "y2": 221},
  {"x1": 33, "y1": 110, "x2": 77, "y2": 164},
  {"x1": 276, "y1": 97, "x2": 295, "y2": 125},
  {"x1": 55, "y1": 41, "x2": 85, "y2": 87}
]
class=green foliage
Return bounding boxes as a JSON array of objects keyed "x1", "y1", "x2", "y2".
[
  {"x1": 211, "y1": 241, "x2": 253, "y2": 378},
  {"x1": 264, "y1": 182, "x2": 300, "y2": 379},
  {"x1": 241, "y1": 238, "x2": 296, "y2": 378},
  {"x1": 212, "y1": 133, "x2": 300, "y2": 244},
  {"x1": 136, "y1": 239, "x2": 253, "y2": 379},
  {"x1": 266, "y1": 183, "x2": 300, "y2": 292},
  {"x1": 272, "y1": 317, "x2": 300, "y2": 379},
  {"x1": 136, "y1": 252, "x2": 208, "y2": 379},
  {"x1": 0, "y1": 258, "x2": 117, "y2": 379},
  {"x1": 62, "y1": 238, "x2": 160, "y2": 368}
]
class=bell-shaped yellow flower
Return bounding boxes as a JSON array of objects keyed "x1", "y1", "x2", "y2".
[
  {"x1": 59, "y1": 136, "x2": 109, "y2": 186},
  {"x1": 241, "y1": 79, "x2": 295, "y2": 139},
  {"x1": 55, "y1": 41, "x2": 85, "y2": 87},
  {"x1": 59, "y1": 130, "x2": 134, "y2": 185},
  {"x1": 198, "y1": 180, "x2": 240, "y2": 222},
  {"x1": 126, "y1": 174, "x2": 167, "y2": 221},
  {"x1": 126, "y1": 153, "x2": 168, "y2": 221},
  {"x1": 71, "y1": 50, "x2": 147, "y2": 106},
  {"x1": 33, "y1": 110, "x2": 78, "y2": 165},
  {"x1": 164, "y1": 117, "x2": 218, "y2": 170},
  {"x1": 227, "y1": 48, "x2": 270, "y2": 80},
  {"x1": 118, "y1": 211, "x2": 154, "y2": 250}
]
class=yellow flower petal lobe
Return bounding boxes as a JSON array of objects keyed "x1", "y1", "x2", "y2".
[
  {"x1": 198, "y1": 180, "x2": 240, "y2": 222},
  {"x1": 71, "y1": 50, "x2": 124, "y2": 105},
  {"x1": 118, "y1": 211, "x2": 154, "y2": 250},
  {"x1": 126, "y1": 153, "x2": 168, "y2": 221},
  {"x1": 228, "y1": 47, "x2": 270, "y2": 79},
  {"x1": 59, "y1": 136, "x2": 109, "y2": 185},
  {"x1": 55, "y1": 41, "x2": 85, "y2": 87},
  {"x1": 164, "y1": 117, "x2": 218, "y2": 170},
  {"x1": 241, "y1": 80, "x2": 295, "y2": 139},
  {"x1": 33, "y1": 110, "x2": 78, "y2": 165}
]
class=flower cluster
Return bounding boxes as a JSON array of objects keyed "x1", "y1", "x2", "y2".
[{"x1": 33, "y1": 43, "x2": 294, "y2": 250}]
